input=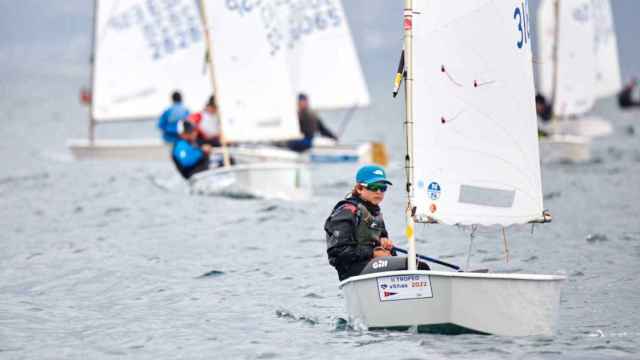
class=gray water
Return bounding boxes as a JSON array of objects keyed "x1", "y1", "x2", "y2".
[{"x1": 2, "y1": 1, "x2": 640, "y2": 359}]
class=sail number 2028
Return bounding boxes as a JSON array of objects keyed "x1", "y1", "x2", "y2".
[{"x1": 513, "y1": 1, "x2": 530, "y2": 49}]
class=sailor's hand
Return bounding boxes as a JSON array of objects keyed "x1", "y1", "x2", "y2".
[
  {"x1": 373, "y1": 247, "x2": 391, "y2": 258},
  {"x1": 379, "y1": 237, "x2": 393, "y2": 250},
  {"x1": 201, "y1": 144, "x2": 212, "y2": 154}
]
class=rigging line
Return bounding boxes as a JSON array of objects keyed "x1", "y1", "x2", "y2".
[
  {"x1": 441, "y1": 65, "x2": 464, "y2": 87},
  {"x1": 439, "y1": 109, "x2": 465, "y2": 124},
  {"x1": 473, "y1": 79, "x2": 497, "y2": 88},
  {"x1": 466, "y1": 224, "x2": 478, "y2": 270},
  {"x1": 502, "y1": 227, "x2": 510, "y2": 263}
]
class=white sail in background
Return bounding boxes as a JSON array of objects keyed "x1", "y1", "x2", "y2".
[
  {"x1": 554, "y1": 0, "x2": 597, "y2": 116},
  {"x1": 284, "y1": 0, "x2": 370, "y2": 110},
  {"x1": 92, "y1": 0, "x2": 211, "y2": 122},
  {"x1": 411, "y1": 0, "x2": 543, "y2": 226},
  {"x1": 536, "y1": 0, "x2": 555, "y2": 99},
  {"x1": 536, "y1": 0, "x2": 597, "y2": 117},
  {"x1": 202, "y1": 1, "x2": 301, "y2": 142},
  {"x1": 592, "y1": 0, "x2": 622, "y2": 98}
]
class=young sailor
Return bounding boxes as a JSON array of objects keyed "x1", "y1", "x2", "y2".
[
  {"x1": 618, "y1": 78, "x2": 640, "y2": 109},
  {"x1": 535, "y1": 93, "x2": 553, "y2": 122},
  {"x1": 287, "y1": 93, "x2": 338, "y2": 152},
  {"x1": 324, "y1": 165, "x2": 396, "y2": 281},
  {"x1": 189, "y1": 95, "x2": 222, "y2": 147},
  {"x1": 157, "y1": 91, "x2": 190, "y2": 144},
  {"x1": 172, "y1": 121, "x2": 212, "y2": 179}
]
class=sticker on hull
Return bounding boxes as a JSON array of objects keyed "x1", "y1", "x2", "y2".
[{"x1": 377, "y1": 274, "x2": 433, "y2": 302}]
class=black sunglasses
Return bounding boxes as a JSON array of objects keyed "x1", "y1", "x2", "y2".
[{"x1": 362, "y1": 182, "x2": 388, "y2": 193}]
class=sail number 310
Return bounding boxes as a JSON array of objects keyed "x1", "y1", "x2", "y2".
[{"x1": 513, "y1": 2, "x2": 530, "y2": 49}]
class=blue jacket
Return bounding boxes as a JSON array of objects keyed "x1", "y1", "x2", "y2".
[
  {"x1": 172, "y1": 139, "x2": 205, "y2": 168},
  {"x1": 157, "y1": 103, "x2": 189, "y2": 143}
]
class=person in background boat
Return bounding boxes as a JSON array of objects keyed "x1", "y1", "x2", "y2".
[
  {"x1": 535, "y1": 93, "x2": 554, "y2": 138},
  {"x1": 157, "y1": 91, "x2": 190, "y2": 144},
  {"x1": 171, "y1": 120, "x2": 213, "y2": 179},
  {"x1": 189, "y1": 95, "x2": 222, "y2": 147},
  {"x1": 618, "y1": 78, "x2": 640, "y2": 109},
  {"x1": 535, "y1": 93, "x2": 553, "y2": 122},
  {"x1": 324, "y1": 165, "x2": 396, "y2": 281},
  {"x1": 287, "y1": 93, "x2": 338, "y2": 152}
]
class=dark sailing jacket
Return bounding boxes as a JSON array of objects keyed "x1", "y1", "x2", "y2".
[
  {"x1": 299, "y1": 109, "x2": 337, "y2": 140},
  {"x1": 324, "y1": 195, "x2": 391, "y2": 281}
]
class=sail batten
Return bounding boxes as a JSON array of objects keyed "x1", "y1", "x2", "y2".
[{"x1": 411, "y1": 0, "x2": 543, "y2": 227}]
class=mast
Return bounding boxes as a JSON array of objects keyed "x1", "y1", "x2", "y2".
[
  {"x1": 88, "y1": 0, "x2": 98, "y2": 144},
  {"x1": 403, "y1": 0, "x2": 417, "y2": 271},
  {"x1": 198, "y1": 0, "x2": 231, "y2": 167},
  {"x1": 550, "y1": 0, "x2": 561, "y2": 123}
]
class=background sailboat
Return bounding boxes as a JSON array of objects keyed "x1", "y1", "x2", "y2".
[
  {"x1": 216, "y1": 0, "x2": 386, "y2": 165},
  {"x1": 536, "y1": 0, "x2": 620, "y2": 140},
  {"x1": 189, "y1": 0, "x2": 311, "y2": 200},
  {"x1": 72, "y1": 0, "x2": 382, "y2": 165},
  {"x1": 69, "y1": 0, "x2": 211, "y2": 160},
  {"x1": 282, "y1": 0, "x2": 383, "y2": 163},
  {"x1": 340, "y1": 0, "x2": 564, "y2": 336}
]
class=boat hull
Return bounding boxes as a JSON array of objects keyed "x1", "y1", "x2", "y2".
[
  {"x1": 189, "y1": 162, "x2": 311, "y2": 200},
  {"x1": 539, "y1": 116, "x2": 613, "y2": 139},
  {"x1": 68, "y1": 138, "x2": 383, "y2": 165},
  {"x1": 67, "y1": 138, "x2": 168, "y2": 161},
  {"x1": 340, "y1": 270, "x2": 565, "y2": 336},
  {"x1": 539, "y1": 134, "x2": 591, "y2": 163}
]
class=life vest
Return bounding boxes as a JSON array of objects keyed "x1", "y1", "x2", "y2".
[
  {"x1": 332, "y1": 198, "x2": 384, "y2": 247},
  {"x1": 189, "y1": 111, "x2": 220, "y2": 139}
]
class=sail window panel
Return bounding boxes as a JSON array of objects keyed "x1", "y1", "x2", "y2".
[{"x1": 458, "y1": 185, "x2": 516, "y2": 208}]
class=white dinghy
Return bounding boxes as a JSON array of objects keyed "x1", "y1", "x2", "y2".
[
  {"x1": 70, "y1": 0, "x2": 381, "y2": 165},
  {"x1": 190, "y1": 162, "x2": 310, "y2": 200},
  {"x1": 284, "y1": 0, "x2": 387, "y2": 165},
  {"x1": 536, "y1": 0, "x2": 621, "y2": 158},
  {"x1": 69, "y1": 0, "x2": 211, "y2": 160},
  {"x1": 340, "y1": 0, "x2": 565, "y2": 336},
  {"x1": 187, "y1": 0, "x2": 312, "y2": 200},
  {"x1": 200, "y1": 0, "x2": 386, "y2": 166}
]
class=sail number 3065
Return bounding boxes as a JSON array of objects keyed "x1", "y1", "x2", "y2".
[{"x1": 513, "y1": 1, "x2": 530, "y2": 49}]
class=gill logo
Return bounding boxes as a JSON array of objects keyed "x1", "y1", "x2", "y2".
[{"x1": 372, "y1": 260, "x2": 388, "y2": 269}]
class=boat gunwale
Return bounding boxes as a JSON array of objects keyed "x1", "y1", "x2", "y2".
[
  {"x1": 190, "y1": 161, "x2": 309, "y2": 180},
  {"x1": 338, "y1": 270, "x2": 567, "y2": 289}
]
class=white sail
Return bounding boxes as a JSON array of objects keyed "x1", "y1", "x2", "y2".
[
  {"x1": 92, "y1": 0, "x2": 211, "y2": 122},
  {"x1": 591, "y1": 0, "x2": 622, "y2": 98},
  {"x1": 536, "y1": 0, "x2": 555, "y2": 99},
  {"x1": 201, "y1": 1, "x2": 301, "y2": 142},
  {"x1": 536, "y1": 0, "x2": 597, "y2": 117},
  {"x1": 284, "y1": 0, "x2": 370, "y2": 110},
  {"x1": 554, "y1": 0, "x2": 597, "y2": 116},
  {"x1": 411, "y1": 0, "x2": 543, "y2": 226}
]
